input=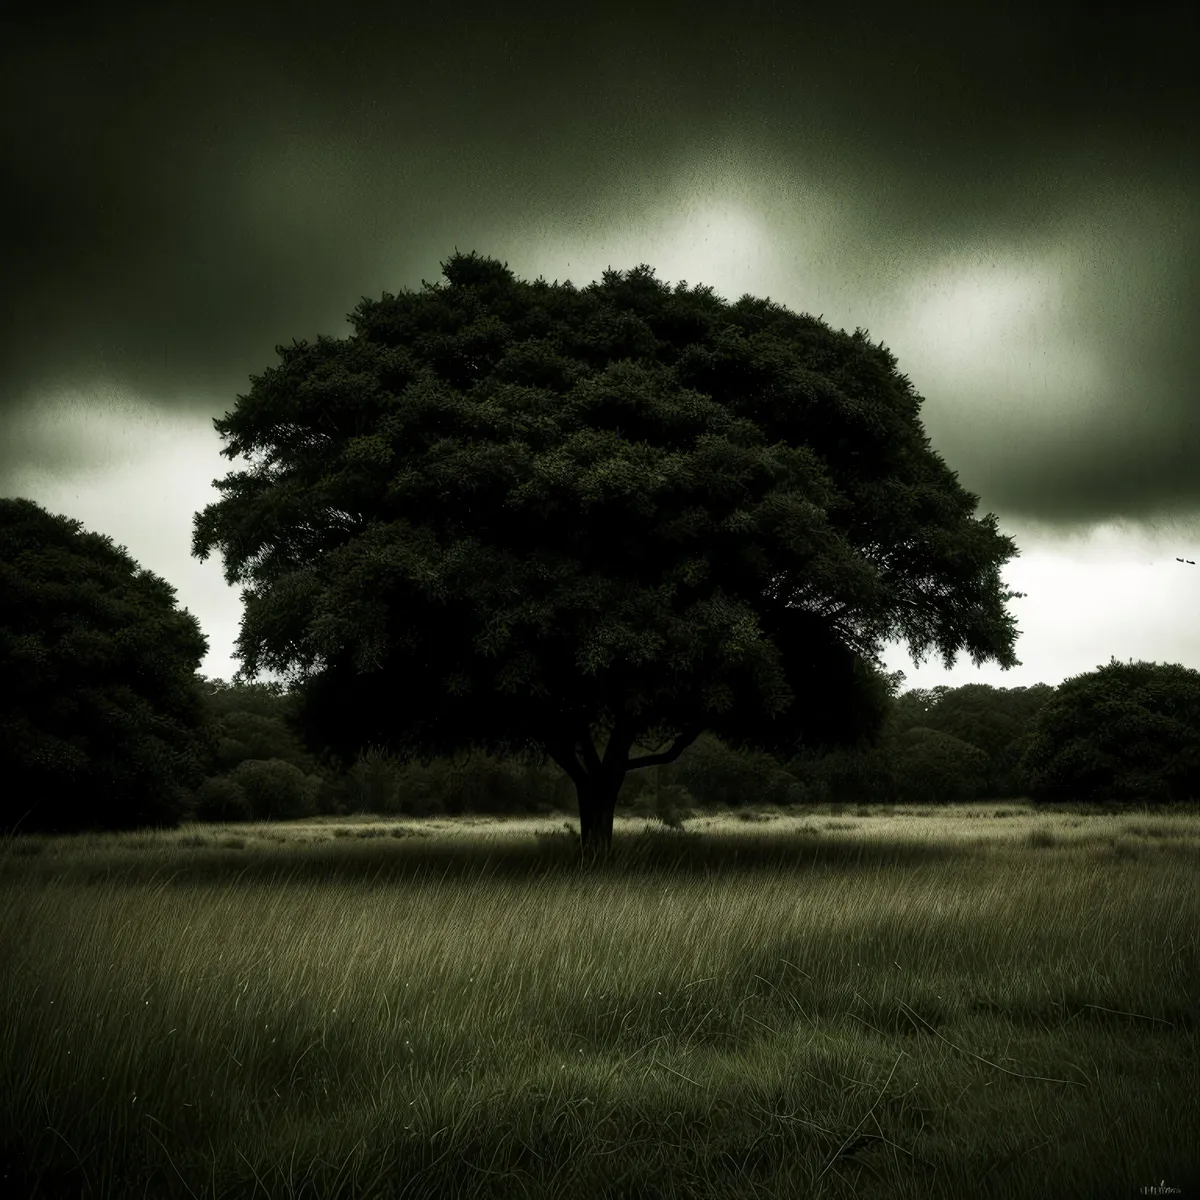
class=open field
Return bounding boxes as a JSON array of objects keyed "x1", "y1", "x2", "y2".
[{"x1": 1, "y1": 802, "x2": 1197, "y2": 1199}]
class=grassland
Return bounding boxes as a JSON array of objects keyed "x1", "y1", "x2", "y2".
[{"x1": 1, "y1": 801, "x2": 1196, "y2": 1199}]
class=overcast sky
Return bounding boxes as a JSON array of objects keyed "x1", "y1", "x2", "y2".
[{"x1": 4, "y1": 0, "x2": 1198, "y2": 699}]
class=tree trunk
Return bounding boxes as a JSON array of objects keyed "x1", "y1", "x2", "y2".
[
  {"x1": 576, "y1": 774, "x2": 620, "y2": 862},
  {"x1": 543, "y1": 717, "x2": 703, "y2": 863}
]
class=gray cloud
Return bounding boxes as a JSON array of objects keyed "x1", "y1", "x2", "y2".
[{"x1": 3, "y1": 0, "x2": 1197, "y2": 689}]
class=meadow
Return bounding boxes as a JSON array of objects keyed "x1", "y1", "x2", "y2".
[{"x1": 1, "y1": 801, "x2": 1196, "y2": 1199}]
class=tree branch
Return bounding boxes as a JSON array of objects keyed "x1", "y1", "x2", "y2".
[{"x1": 626, "y1": 722, "x2": 706, "y2": 769}]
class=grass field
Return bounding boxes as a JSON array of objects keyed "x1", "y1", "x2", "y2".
[{"x1": 1, "y1": 801, "x2": 1196, "y2": 1199}]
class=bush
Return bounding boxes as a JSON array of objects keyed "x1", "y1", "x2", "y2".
[
  {"x1": 887, "y1": 727, "x2": 990, "y2": 805},
  {"x1": 795, "y1": 743, "x2": 896, "y2": 808},
  {"x1": 380, "y1": 750, "x2": 575, "y2": 817},
  {"x1": 508, "y1": 758, "x2": 577, "y2": 813},
  {"x1": 228, "y1": 758, "x2": 320, "y2": 820},
  {"x1": 436, "y1": 754, "x2": 521, "y2": 815},
  {"x1": 343, "y1": 745, "x2": 407, "y2": 814},
  {"x1": 373, "y1": 760, "x2": 448, "y2": 817},
  {"x1": 667, "y1": 732, "x2": 805, "y2": 810},
  {"x1": 188, "y1": 775, "x2": 251, "y2": 823},
  {"x1": 311, "y1": 772, "x2": 351, "y2": 815}
]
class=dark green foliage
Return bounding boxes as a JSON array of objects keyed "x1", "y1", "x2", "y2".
[
  {"x1": 183, "y1": 676, "x2": 341, "y2": 820},
  {"x1": 183, "y1": 672, "x2": 583, "y2": 821},
  {"x1": 792, "y1": 741, "x2": 897, "y2": 808},
  {"x1": 1016, "y1": 658, "x2": 1200, "y2": 807},
  {"x1": 770, "y1": 680, "x2": 1058, "y2": 809},
  {"x1": 885, "y1": 681, "x2": 1056, "y2": 799},
  {"x1": 886, "y1": 726, "x2": 990, "y2": 805},
  {"x1": 210, "y1": 709, "x2": 321, "y2": 774},
  {"x1": 664, "y1": 730, "x2": 806, "y2": 809},
  {"x1": 398, "y1": 752, "x2": 576, "y2": 817},
  {"x1": 187, "y1": 672, "x2": 362, "y2": 820},
  {"x1": 228, "y1": 758, "x2": 320, "y2": 820},
  {"x1": 340, "y1": 745, "x2": 406, "y2": 815},
  {"x1": 189, "y1": 774, "x2": 252, "y2": 823},
  {"x1": 0, "y1": 498, "x2": 217, "y2": 834},
  {"x1": 191, "y1": 250, "x2": 1026, "y2": 854},
  {"x1": 438, "y1": 752, "x2": 519, "y2": 816},
  {"x1": 196, "y1": 675, "x2": 297, "y2": 721}
]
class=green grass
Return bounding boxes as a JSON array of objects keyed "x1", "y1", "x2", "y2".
[{"x1": 1, "y1": 802, "x2": 1196, "y2": 1199}]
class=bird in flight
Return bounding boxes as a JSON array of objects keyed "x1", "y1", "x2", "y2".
[{"x1": 1176, "y1": 558, "x2": 1196, "y2": 564}]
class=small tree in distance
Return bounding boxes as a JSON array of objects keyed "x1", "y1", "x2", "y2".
[{"x1": 192, "y1": 250, "x2": 1026, "y2": 859}]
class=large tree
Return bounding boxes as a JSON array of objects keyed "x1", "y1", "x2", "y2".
[
  {"x1": 192, "y1": 250, "x2": 1025, "y2": 857},
  {"x1": 0, "y1": 498, "x2": 218, "y2": 834}
]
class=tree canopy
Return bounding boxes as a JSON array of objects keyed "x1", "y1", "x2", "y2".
[
  {"x1": 192, "y1": 249, "x2": 1027, "y2": 855},
  {"x1": 1016, "y1": 657, "x2": 1200, "y2": 806},
  {"x1": 881, "y1": 680, "x2": 1057, "y2": 801},
  {"x1": 1, "y1": 498, "x2": 218, "y2": 834}
]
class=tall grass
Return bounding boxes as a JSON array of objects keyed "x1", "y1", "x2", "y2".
[{"x1": 1, "y1": 804, "x2": 1197, "y2": 1199}]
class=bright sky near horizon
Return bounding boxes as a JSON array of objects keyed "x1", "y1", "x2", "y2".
[{"x1": 3, "y1": 0, "x2": 1197, "y2": 698}]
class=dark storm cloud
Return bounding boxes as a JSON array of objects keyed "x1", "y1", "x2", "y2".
[{"x1": 3, "y1": 0, "x2": 1196, "y2": 530}]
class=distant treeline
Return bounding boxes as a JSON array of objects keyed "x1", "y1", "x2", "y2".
[{"x1": 180, "y1": 663, "x2": 1197, "y2": 827}]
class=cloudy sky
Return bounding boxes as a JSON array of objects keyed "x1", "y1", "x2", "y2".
[{"x1": 4, "y1": 0, "x2": 1198, "y2": 700}]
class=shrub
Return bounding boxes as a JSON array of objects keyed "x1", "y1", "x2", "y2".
[
  {"x1": 188, "y1": 775, "x2": 251, "y2": 823},
  {"x1": 438, "y1": 754, "x2": 525, "y2": 815},
  {"x1": 887, "y1": 727, "x2": 990, "y2": 805},
  {"x1": 344, "y1": 745, "x2": 406, "y2": 814},
  {"x1": 796, "y1": 743, "x2": 896, "y2": 808},
  {"x1": 228, "y1": 758, "x2": 320, "y2": 821},
  {"x1": 668, "y1": 732, "x2": 805, "y2": 810},
  {"x1": 390, "y1": 750, "x2": 575, "y2": 817}
]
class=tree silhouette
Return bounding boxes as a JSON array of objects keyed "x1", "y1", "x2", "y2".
[
  {"x1": 192, "y1": 250, "x2": 1026, "y2": 858},
  {"x1": 1016, "y1": 658, "x2": 1200, "y2": 806},
  {"x1": 1, "y1": 499, "x2": 218, "y2": 833}
]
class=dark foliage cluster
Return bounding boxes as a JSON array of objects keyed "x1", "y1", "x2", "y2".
[
  {"x1": 187, "y1": 250, "x2": 1029, "y2": 855},
  {"x1": 3, "y1": 252, "x2": 1196, "y2": 838},
  {"x1": 5, "y1": 622, "x2": 1197, "y2": 837},
  {"x1": 0, "y1": 498, "x2": 216, "y2": 833}
]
